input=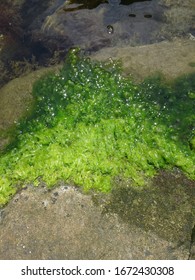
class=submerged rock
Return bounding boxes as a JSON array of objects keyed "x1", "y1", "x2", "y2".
[
  {"x1": 12, "y1": 0, "x2": 193, "y2": 61},
  {"x1": 1, "y1": 0, "x2": 194, "y2": 83},
  {"x1": 26, "y1": 0, "x2": 165, "y2": 54}
]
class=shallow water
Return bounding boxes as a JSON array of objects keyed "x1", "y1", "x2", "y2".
[
  {"x1": 63, "y1": 0, "x2": 152, "y2": 10},
  {"x1": 1, "y1": 0, "x2": 194, "y2": 81}
]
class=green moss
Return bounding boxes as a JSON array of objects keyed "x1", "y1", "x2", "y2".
[
  {"x1": 0, "y1": 48, "x2": 195, "y2": 206},
  {"x1": 189, "y1": 62, "x2": 195, "y2": 68}
]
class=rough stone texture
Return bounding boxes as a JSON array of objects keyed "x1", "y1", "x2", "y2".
[
  {"x1": 0, "y1": 184, "x2": 192, "y2": 260},
  {"x1": 189, "y1": 225, "x2": 195, "y2": 260},
  {"x1": 0, "y1": 65, "x2": 61, "y2": 131},
  {"x1": 106, "y1": 171, "x2": 195, "y2": 254},
  {"x1": 91, "y1": 39, "x2": 195, "y2": 81},
  {"x1": 0, "y1": 65, "x2": 61, "y2": 150}
]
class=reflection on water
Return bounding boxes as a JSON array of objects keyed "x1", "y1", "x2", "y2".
[
  {"x1": 64, "y1": 0, "x2": 152, "y2": 10},
  {"x1": 121, "y1": 0, "x2": 152, "y2": 4}
]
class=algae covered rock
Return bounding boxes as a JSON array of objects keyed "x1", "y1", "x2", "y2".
[{"x1": 0, "y1": 49, "x2": 194, "y2": 206}]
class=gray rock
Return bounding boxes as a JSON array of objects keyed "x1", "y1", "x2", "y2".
[
  {"x1": 0, "y1": 183, "x2": 193, "y2": 260},
  {"x1": 28, "y1": 1, "x2": 165, "y2": 53}
]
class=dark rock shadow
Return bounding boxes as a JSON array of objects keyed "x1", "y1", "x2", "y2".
[{"x1": 104, "y1": 170, "x2": 195, "y2": 251}]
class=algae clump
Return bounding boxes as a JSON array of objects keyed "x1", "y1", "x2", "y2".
[{"x1": 0, "y1": 48, "x2": 195, "y2": 206}]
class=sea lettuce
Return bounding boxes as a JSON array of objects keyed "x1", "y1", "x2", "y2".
[{"x1": 0, "y1": 48, "x2": 194, "y2": 206}]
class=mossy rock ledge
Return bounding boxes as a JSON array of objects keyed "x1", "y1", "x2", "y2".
[{"x1": 0, "y1": 48, "x2": 194, "y2": 259}]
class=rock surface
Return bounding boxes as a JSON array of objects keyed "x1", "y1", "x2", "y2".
[
  {"x1": 0, "y1": 174, "x2": 194, "y2": 260},
  {"x1": 27, "y1": 0, "x2": 165, "y2": 52},
  {"x1": 19, "y1": 0, "x2": 195, "y2": 56},
  {"x1": 0, "y1": 65, "x2": 61, "y2": 150},
  {"x1": 91, "y1": 39, "x2": 195, "y2": 81},
  {"x1": 0, "y1": 0, "x2": 195, "y2": 260}
]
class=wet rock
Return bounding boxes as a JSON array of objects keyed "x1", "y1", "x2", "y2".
[
  {"x1": 1, "y1": 0, "x2": 193, "y2": 82},
  {"x1": 0, "y1": 64, "x2": 61, "y2": 150},
  {"x1": 90, "y1": 38, "x2": 195, "y2": 81},
  {"x1": 26, "y1": 0, "x2": 165, "y2": 54},
  {"x1": 189, "y1": 224, "x2": 195, "y2": 260},
  {"x1": 106, "y1": 171, "x2": 195, "y2": 247},
  {"x1": 0, "y1": 183, "x2": 193, "y2": 259},
  {"x1": 1, "y1": 0, "x2": 193, "y2": 71},
  {"x1": 20, "y1": 0, "x2": 194, "y2": 56}
]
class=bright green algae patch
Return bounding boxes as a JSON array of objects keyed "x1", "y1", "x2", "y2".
[{"x1": 0, "y1": 49, "x2": 195, "y2": 206}]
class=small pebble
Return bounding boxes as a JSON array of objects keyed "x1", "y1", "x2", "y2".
[{"x1": 107, "y1": 25, "x2": 114, "y2": 34}]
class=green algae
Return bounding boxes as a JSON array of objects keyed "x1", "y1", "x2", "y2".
[
  {"x1": 189, "y1": 62, "x2": 195, "y2": 68},
  {"x1": 0, "y1": 48, "x2": 195, "y2": 206}
]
